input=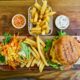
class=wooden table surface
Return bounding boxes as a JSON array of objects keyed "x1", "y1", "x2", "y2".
[
  {"x1": 0, "y1": 0, "x2": 80, "y2": 80},
  {"x1": 0, "y1": 0, "x2": 80, "y2": 35}
]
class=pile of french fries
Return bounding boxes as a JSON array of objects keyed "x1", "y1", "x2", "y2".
[
  {"x1": 22, "y1": 36, "x2": 48, "y2": 72},
  {"x1": 30, "y1": 0, "x2": 56, "y2": 35}
]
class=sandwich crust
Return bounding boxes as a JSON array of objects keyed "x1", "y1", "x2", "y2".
[{"x1": 50, "y1": 36, "x2": 80, "y2": 66}]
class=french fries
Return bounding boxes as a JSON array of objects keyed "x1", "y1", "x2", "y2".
[
  {"x1": 34, "y1": 12, "x2": 38, "y2": 23},
  {"x1": 40, "y1": 0, "x2": 47, "y2": 15},
  {"x1": 24, "y1": 38, "x2": 37, "y2": 47},
  {"x1": 30, "y1": 7, "x2": 36, "y2": 18},
  {"x1": 34, "y1": 2, "x2": 41, "y2": 10},
  {"x1": 21, "y1": 36, "x2": 48, "y2": 72},
  {"x1": 31, "y1": 49, "x2": 38, "y2": 59},
  {"x1": 37, "y1": 36, "x2": 48, "y2": 66},
  {"x1": 26, "y1": 57, "x2": 34, "y2": 68},
  {"x1": 37, "y1": 60, "x2": 41, "y2": 66},
  {"x1": 30, "y1": 0, "x2": 56, "y2": 35},
  {"x1": 31, "y1": 30, "x2": 41, "y2": 34},
  {"x1": 45, "y1": 12, "x2": 56, "y2": 17},
  {"x1": 45, "y1": 7, "x2": 52, "y2": 14},
  {"x1": 31, "y1": 59, "x2": 36, "y2": 67},
  {"x1": 31, "y1": 47, "x2": 40, "y2": 59},
  {"x1": 39, "y1": 61, "x2": 45, "y2": 72},
  {"x1": 39, "y1": 37, "x2": 46, "y2": 47}
]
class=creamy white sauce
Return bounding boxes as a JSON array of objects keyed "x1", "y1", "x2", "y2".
[{"x1": 55, "y1": 15, "x2": 70, "y2": 30}]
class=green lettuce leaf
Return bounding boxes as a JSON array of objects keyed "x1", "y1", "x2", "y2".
[{"x1": 20, "y1": 42, "x2": 31, "y2": 59}]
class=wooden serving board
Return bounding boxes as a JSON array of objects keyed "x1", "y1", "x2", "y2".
[{"x1": 0, "y1": 0, "x2": 80, "y2": 80}]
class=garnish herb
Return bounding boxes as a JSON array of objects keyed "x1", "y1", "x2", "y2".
[
  {"x1": 2, "y1": 32, "x2": 12, "y2": 45},
  {"x1": 53, "y1": 30, "x2": 67, "y2": 41},
  {"x1": 0, "y1": 54, "x2": 5, "y2": 63},
  {"x1": 58, "y1": 30, "x2": 67, "y2": 37},
  {"x1": 44, "y1": 39, "x2": 52, "y2": 52}
]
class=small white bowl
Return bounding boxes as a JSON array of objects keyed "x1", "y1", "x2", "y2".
[
  {"x1": 55, "y1": 15, "x2": 70, "y2": 30},
  {"x1": 12, "y1": 14, "x2": 26, "y2": 29}
]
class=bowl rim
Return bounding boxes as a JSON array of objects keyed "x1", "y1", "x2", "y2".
[{"x1": 12, "y1": 14, "x2": 26, "y2": 29}]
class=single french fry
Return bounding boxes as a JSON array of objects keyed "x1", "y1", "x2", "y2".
[
  {"x1": 34, "y1": 2, "x2": 41, "y2": 10},
  {"x1": 45, "y1": 27, "x2": 50, "y2": 34},
  {"x1": 42, "y1": 30, "x2": 46, "y2": 35},
  {"x1": 31, "y1": 27, "x2": 41, "y2": 34},
  {"x1": 45, "y1": 12, "x2": 56, "y2": 17},
  {"x1": 31, "y1": 30, "x2": 41, "y2": 34},
  {"x1": 39, "y1": 37, "x2": 46, "y2": 47},
  {"x1": 45, "y1": 7, "x2": 52, "y2": 14},
  {"x1": 26, "y1": 57, "x2": 34, "y2": 68},
  {"x1": 31, "y1": 49, "x2": 38, "y2": 59},
  {"x1": 24, "y1": 38, "x2": 36, "y2": 47},
  {"x1": 44, "y1": 16, "x2": 50, "y2": 22},
  {"x1": 31, "y1": 27, "x2": 41, "y2": 31},
  {"x1": 45, "y1": 22, "x2": 50, "y2": 34},
  {"x1": 42, "y1": 24, "x2": 47, "y2": 30},
  {"x1": 20, "y1": 60, "x2": 28, "y2": 68},
  {"x1": 31, "y1": 59, "x2": 36, "y2": 67},
  {"x1": 31, "y1": 46, "x2": 40, "y2": 59},
  {"x1": 34, "y1": 12, "x2": 38, "y2": 23},
  {"x1": 41, "y1": 0, "x2": 47, "y2": 15},
  {"x1": 30, "y1": 7, "x2": 36, "y2": 17},
  {"x1": 39, "y1": 61, "x2": 45, "y2": 72},
  {"x1": 37, "y1": 60, "x2": 41, "y2": 66},
  {"x1": 30, "y1": 19, "x2": 34, "y2": 23},
  {"x1": 39, "y1": 20, "x2": 45, "y2": 27},
  {"x1": 37, "y1": 36, "x2": 48, "y2": 66}
]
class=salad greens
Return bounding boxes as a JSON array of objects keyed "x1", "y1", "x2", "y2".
[
  {"x1": 2, "y1": 32, "x2": 12, "y2": 45},
  {"x1": 0, "y1": 54, "x2": 5, "y2": 63},
  {"x1": 48, "y1": 60, "x2": 61, "y2": 69},
  {"x1": 20, "y1": 42, "x2": 31, "y2": 59},
  {"x1": 0, "y1": 46, "x2": 5, "y2": 63},
  {"x1": 44, "y1": 39, "x2": 52, "y2": 52}
]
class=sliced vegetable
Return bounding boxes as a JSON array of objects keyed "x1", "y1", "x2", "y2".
[
  {"x1": 20, "y1": 42, "x2": 31, "y2": 59},
  {"x1": 18, "y1": 50, "x2": 26, "y2": 57}
]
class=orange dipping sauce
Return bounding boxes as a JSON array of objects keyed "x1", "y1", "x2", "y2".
[{"x1": 12, "y1": 14, "x2": 26, "y2": 29}]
